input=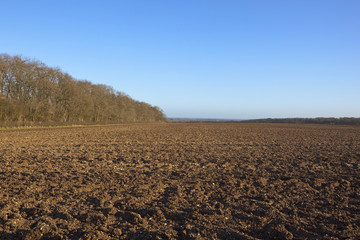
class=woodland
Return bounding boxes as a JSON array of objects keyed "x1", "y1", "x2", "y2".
[
  {"x1": 243, "y1": 117, "x2": 360, "y2": 125},
  {"x1": 0, "y1": 54, "x2": 166, "y2": 126}
]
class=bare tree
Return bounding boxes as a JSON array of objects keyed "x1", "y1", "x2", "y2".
[{"x1": 0, "y1": 54, "x2": 167, "y2": 126}]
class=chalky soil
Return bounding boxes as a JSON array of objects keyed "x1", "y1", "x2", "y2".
[{"x1": 0, "y1": 123, "x2": 359, "y2": 239}]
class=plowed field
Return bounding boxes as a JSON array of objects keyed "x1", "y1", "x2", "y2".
[{"x1": 0, "y1": 123, "x2": 359, "y2": 239}]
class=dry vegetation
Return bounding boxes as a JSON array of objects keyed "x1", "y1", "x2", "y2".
[{"x1": 0, "y1": 123, "x2": 359, "y2": 239}]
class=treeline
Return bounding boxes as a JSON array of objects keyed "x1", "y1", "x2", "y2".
[
  {"x1": 0, "y1": 54, "x2": 166, "y2": 126},
  {"x1": 243, "y1": 118, "x2": 360, "y2": 125}
]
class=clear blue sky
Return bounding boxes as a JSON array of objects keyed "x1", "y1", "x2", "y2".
[{"x1": 1, "y1": 0, "x2": 359, "y2": 119}]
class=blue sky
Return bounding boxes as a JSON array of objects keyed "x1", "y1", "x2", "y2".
[{"x1": 1, "y1": 0, "x2": 359, "y2": 119}]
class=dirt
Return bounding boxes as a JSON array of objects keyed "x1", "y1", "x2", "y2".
[{"x1": 0, "y1": 123, "x2": 359, "y2": 239}]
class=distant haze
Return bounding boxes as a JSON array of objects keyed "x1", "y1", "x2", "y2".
[{"x1": 1, "y1": 1, "x2": 359, "y2": 119}]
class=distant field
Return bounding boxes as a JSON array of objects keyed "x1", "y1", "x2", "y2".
[{"x1": 0, "y1": 123, "x2": 359, "y2": 239}]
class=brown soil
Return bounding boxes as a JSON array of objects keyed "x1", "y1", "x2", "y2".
[{"x1": 0, "y1": 123, "x2": 359, "y2": 239}]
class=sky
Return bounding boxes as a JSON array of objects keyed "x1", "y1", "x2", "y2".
[{"x1": 1, "y1": 0, "x2": 359, "y2": 119}]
